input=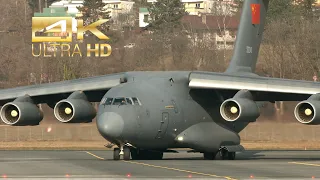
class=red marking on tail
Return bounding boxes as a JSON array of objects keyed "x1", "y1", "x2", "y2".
[{"x1": 251, "y1": 4, "x2": 260, "y2": 24}]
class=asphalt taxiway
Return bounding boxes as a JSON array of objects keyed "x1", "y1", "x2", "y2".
[{"x1": 0, "y1": 150, "x2": 320, "y2": 179}]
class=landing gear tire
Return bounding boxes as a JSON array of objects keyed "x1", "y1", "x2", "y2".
[
  {"x1": 227, "y1": 152, "x2": 236, "y2": 160},
  {"x1": 123, "y1": 146, "x2": 131, "y2": 160},
  {"x1": 151, "y1": 151, "x2": 163, "y2": 160},
  {"x1": 131, "y1": 148, "x2": 139, "y2": 160},
  {"x1": 203, "y1": 152, "x2": 216, "y2": 160},
  {"x1": 219, "y1": 149, "x2": 236, "y2": 160},
  {"x1": 113, "y1": 148, "x2": 120, "y2": 160}
]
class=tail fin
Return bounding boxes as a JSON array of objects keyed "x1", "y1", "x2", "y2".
[{"x1": 225, "y1": 0, "x2": 269, "y2": 74}]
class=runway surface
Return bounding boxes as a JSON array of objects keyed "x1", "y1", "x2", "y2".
[{"x1": 0, "y1": 150, "x2": 320, "y2": 179}]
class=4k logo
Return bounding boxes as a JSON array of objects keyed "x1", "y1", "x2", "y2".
[{"x1": 32, "y1": 17, "x2": 109, "y2": 42}]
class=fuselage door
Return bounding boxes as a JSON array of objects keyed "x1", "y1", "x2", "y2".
[{"x1": 155, "y1": 112, "x2": 169, "y2": 139}]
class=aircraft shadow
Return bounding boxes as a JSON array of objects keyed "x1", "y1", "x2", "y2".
[{"x1": 142, "y1": 150, "x2": 320, "y2": 161}]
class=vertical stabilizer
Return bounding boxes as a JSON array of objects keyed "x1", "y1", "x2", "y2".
[{"x1": 225, "y1": 0, "x2": 269, "y2": 74}]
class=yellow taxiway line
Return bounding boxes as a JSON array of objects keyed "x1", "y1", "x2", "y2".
[
  {"x1": 84, "y1": 151, "x2": 238, "y2": 180},
  {"x1": 85, "y1": 151, "x2": 105, "y2": 160},
  {"x1": 289, "y1": 162, "x2": 320, "y2": 167}
]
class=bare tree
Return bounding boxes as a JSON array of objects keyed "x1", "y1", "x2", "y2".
[
  {"x1": 210, "y1": 0, "x2": 240, "y2": 63},
  {"x1": 258, "y1": 17, "x2": 320, "y2": 122}
]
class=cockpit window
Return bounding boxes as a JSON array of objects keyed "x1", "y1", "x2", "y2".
[
  {"x1": 104, "y1": 98, "x2": 114, "y2": 105},
  {"x1": 132, "y1": 97, "x2": 141, "y2": 105},
  {"x1": 126, "y1": 98, "x2": 133, "y2": 105},
  {"x1": 113, "y1": 97, "x2": 126, "y2": 105}
]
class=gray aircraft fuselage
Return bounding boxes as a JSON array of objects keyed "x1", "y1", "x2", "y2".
[{"x1": 96, "y1": 72, "x2": 247, "y2": 152}]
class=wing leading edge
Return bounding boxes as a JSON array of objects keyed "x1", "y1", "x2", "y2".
[
  {"x1": 188, "y1": 72, "x2": 320, "y2": 101},
  {"x1": 0, "y1": 73, "x2": 126, "y2": 106}
]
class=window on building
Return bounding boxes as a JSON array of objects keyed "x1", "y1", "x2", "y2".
[
  {"x1": 226, "y1": 41, "x2": 234, "y2": 46},
  {"x1": 114, "y1": 4, "x2": 118, "y2": 9},
  {"x1": 196, "y1": 3, "x2": 201, "y2": 8},
  {"x1": 217, "y1": 41, "x2": 224, "y2": 45},
  {"x1": 144, "y1": 14, "x2": 149, "y2": 22}
]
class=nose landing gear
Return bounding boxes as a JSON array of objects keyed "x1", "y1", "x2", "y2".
[
  {"x1": 113, "y1": 145, "x2": 131, "y2": 160},
  {"x1": 113, "y1": 148, "x2": 120, "y2": 160}
]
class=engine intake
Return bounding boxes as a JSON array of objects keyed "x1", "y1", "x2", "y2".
[
  {"x1": 220, "y1": 90, "x2": 260, "y2": 122},
  {"x1": 54, "y1": 91, "x2": 96, "y2": 123},
  {"x1": 0, "y1": 96, "x2": 43, "y2": 126},
  {"x1": 294, "y1": 100, "x2": 320, "y2": 125}
]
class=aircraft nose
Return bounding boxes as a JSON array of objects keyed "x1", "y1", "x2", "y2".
[{"x1": 97, "y1": 112, "x2": 124, "y2": 138}]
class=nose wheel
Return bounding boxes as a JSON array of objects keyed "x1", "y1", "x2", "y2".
[
  {"x1": 113, "y1": 146, "x2": 131, "y2": 160},
  {"x1": 113, "y1": 148, "x2": 120, "y2": 160}
]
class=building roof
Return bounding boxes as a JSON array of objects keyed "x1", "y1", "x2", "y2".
[
  {"x1": 315, "y1": 0, "x2": 320, "y2": 8},
  {"x1": 181, "y1": 15, "x2": 240, "y2": 30},
  {"x1": 139, "y1": 8, "x2": 149, "y2": 13},
  {"x1": 34, "y1": 7, "x2": 76, "y2": 17}
]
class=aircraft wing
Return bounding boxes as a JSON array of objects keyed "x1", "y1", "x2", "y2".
[
  {"x1": 188, "y1": 72, "x2": 320, "y2": 101},
  {"x1": 0, "y1": 73, "x2": 125, "y2": 106}
]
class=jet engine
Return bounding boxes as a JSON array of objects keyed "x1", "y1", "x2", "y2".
[
  {"x1": 54, "y1": 91, "x2": 96, "y2": 123},
  {"x1": 220, "y1": 90, "x2": 259, "y2": 122},
  {"x1": 294, "y1": 94, "x2": 320, "y2": 125},
  {"x1": 0, "y1": 95, "x2": 43, "y2": 126}
]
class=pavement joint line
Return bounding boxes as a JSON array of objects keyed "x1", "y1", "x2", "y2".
[
  {"x1": 84, "y1": 151, "x2": 237, "y2": 180},
  {"x1": 288, "y1": 162, "x2": 320, "y2": 167}
]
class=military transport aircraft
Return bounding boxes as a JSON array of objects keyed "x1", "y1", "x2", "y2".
[{"x1": 0, "y1": 0, "x2": 319, "y2": 161}]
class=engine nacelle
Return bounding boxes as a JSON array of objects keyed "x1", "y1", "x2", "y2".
[
  {"x1": 220, "y1": 90, "x2": 260, "y2": 122},
  {"x1": 54, "y1": 91, "x2": 96, "y2": 123},
  {"x1": 294, "y1": 100, "x2": 320, "y2": 125},
  {"x1": 0, "y1": 96, "x2": 43, "y2": 126}
]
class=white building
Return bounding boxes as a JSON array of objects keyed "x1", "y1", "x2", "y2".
[
  {"x1": 147, "y1": 0, "x2": 239, "y2": 16},
  {"x1": 139, "y1": 8, "x2": 150, "y2": 28},
  {"x1": 50, "y1": 0, "x2": 135, "y2": 19},
  {"x1": 50, "y1": 0, "x2": 83, "y2": 16},
  {"x1": 182, "y1": 14, "x2": 239, "y2": 50},
  {"x1": 215, "y1": 30, "x2": 236, "y2": 50}
]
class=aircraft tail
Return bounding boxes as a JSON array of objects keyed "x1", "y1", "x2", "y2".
[{"x1": 225, "y1": 0, "x2": 269, "y2": 74}]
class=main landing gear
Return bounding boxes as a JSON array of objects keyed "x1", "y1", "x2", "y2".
[
  {"x1": 203, "y1": 148, "x2": 236, "y2": 160},
  {"x1": 113, "y1": 146, "x2": 163, "y2": 160},
  {"x1": 219, "y1": 148, "x2": 236, "y2": 160}
]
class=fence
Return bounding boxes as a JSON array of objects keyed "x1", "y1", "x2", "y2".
[
  {"x1": 0, "y1": 122, "x2": 320, "y2": 142},
  {"x1": 240, "y1": 122, "x2": 320, "y2": 142},
  {"x1": 0, "y1": 124, "x2": 105, "y2": 142}
]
